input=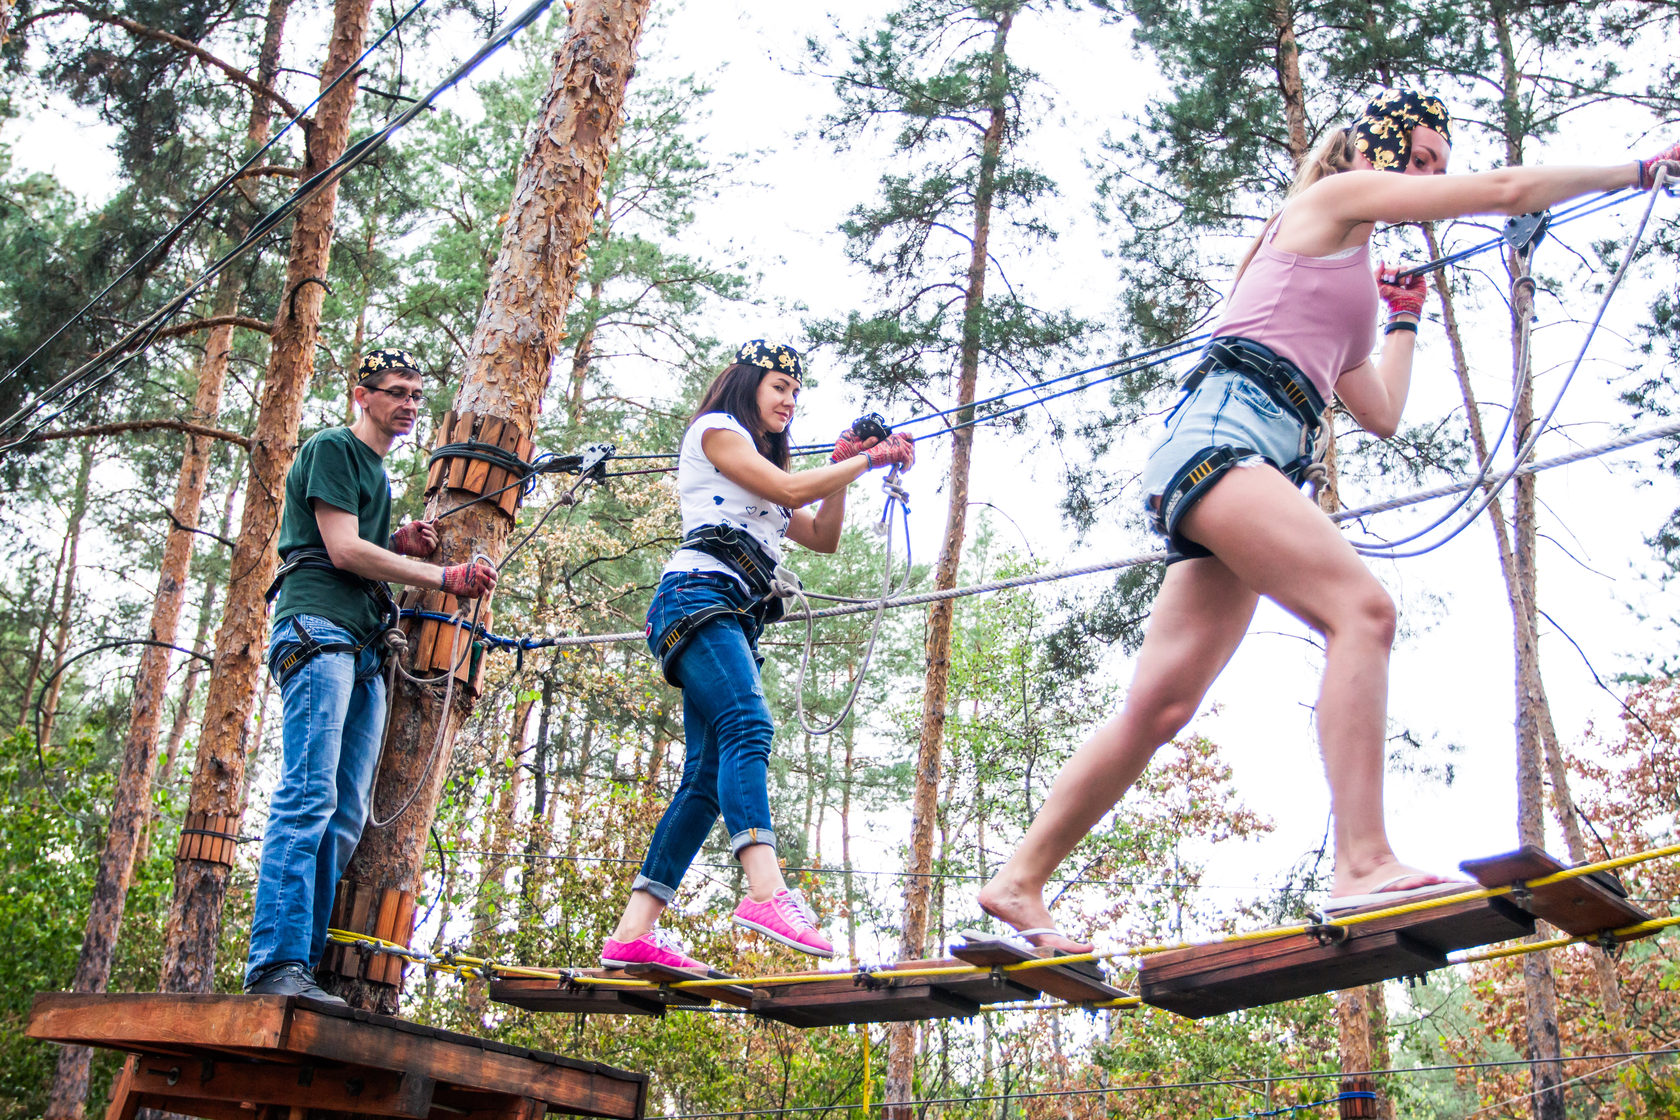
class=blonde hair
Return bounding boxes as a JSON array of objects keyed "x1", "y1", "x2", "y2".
[{"x1": 1231, "y1": 127, "x2": 1360, "y2": 284}]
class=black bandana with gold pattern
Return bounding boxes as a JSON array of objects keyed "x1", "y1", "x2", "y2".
[
  {"x1": 358, "y1": 347, "x2": 421, "y2": 383},
  {"x1": 1352, "y1": 88, "x2": 1452, "y2": 173},
  {"x1": 735, "y1": 340, "x2": 803, "y2": 382}
]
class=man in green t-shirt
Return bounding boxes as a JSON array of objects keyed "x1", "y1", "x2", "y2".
[{"x1": 245, "y1": 348, "x2": 497, "y2": 1003}]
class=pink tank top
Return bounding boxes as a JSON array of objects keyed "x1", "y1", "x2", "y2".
[{"x1": 1211, "y1": 213, "x2": 1379, "y2": 399}]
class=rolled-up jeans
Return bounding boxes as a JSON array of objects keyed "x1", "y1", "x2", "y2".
[
  {"x1": 245, "y1": 614, "x2": 386, "y2": 984},
  {"x1": 635, "y1": 572, "x2": 777, "y2": 902}
]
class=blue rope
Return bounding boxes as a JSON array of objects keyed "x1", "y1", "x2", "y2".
[{"x1": 399, "y1": 609, "x2": 575, "y2": 674}]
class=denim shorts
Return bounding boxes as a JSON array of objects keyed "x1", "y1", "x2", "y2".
[
  {"x1": 1139, "y1": 364, "x2": 1314, "y2": 559},
  {"x1": 646, "y1": 571, "x2": 764, "y2": 687}
]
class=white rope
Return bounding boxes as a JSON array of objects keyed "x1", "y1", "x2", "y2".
[
  {"x1": 788, "y1": 467, "x2": 910, "y2": 735},
  {"x1": 528, "y1": 411, "x2": 1679, "y2": 649},
  {"x1": 1350, "y1": 166, "x2": 1671, "y2": 557}
]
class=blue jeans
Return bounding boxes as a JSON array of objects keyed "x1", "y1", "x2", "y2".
[
  {"x1": 636, "y1": 573, "x2": 777, "y2": 902},
  {"x1": 245, "y1": 614, "x2": 387, "y2": 983}
]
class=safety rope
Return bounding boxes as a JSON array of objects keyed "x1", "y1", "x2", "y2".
[
  {"x1": 787, "y1": 467, "x2": 911, "y2": 735},
  {"x1": 441, "y1": 407, "x2": 1680, "y2": 656},
  {"x1": 1348, "y1": 165, "x2": 1672, "y2": 559},
  {"x1": 0, "y1": 0, "x2": 560, "y2": 449}
]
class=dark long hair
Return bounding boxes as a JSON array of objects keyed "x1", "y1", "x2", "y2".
[{"x1": 689, "y1": 362, "x2": 793, "y2": 470}]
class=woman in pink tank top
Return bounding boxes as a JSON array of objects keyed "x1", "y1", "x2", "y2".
[{"x1": 976, "y1": 89, "x2": 1680, "y2": 945}]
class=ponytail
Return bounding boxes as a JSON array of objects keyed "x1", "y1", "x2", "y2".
[{"x1": 1231, "y1": 128, "x2": 1361, "y2": 286}]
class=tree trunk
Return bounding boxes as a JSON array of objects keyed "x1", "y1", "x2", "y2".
[
  {"x1": 37, "y1": 440, "x2": 95, "y2": 753},
  {"x1": 886, "y1": 11, "x2": 1013, "y2": 1116},
  {"x1": 17, "y1": 532, "x2": 70, "y2": 730},
  {"x1": 158, "y1": 0, "x2": 372, "y2": 995},
  {"x1": 1267, "y1": 0, "x2": 1309, "y2": 161},
  {"x1": 331, "y1": 0, "x2": 651, "y2": 1013},
  {"x1": 158, "y1": 474, "x2": 241, "y2": 794},
  {"x1": 47, "y1": 5, "x2": 289, "y2": 1078}
]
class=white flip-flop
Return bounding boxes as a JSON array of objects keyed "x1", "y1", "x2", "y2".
[{"x1": 1317, "y1": 876, "x2": 1472, "y2": 916}]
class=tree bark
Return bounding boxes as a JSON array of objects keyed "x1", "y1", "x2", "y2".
[
  {"x1": 886, "y1": 10, "x2": 1013, "y2": 1116},
  {"x1": 331, "y1": 0, "x2": 652, "y2": 1013},
  {"x1": 1268, "y1": 0, "x2": 1309, "y2": 161},
  {"x1": 37, "y1": 439, "x2": 95, "y2": 752},
  {"x1": 158, "y1": 0, "x2": 371, "y2": 996}
]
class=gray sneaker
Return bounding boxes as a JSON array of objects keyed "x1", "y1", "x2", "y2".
[{"x1": 244, "y1": 962, "x2": 347, "y2": 1006}]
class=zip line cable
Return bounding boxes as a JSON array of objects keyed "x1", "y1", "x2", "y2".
[
  {"x1": 0, "y1": 0, "x2": 434, "y2": 413},
  {"x1": 0, "y1": 0, "x2": 560, "y2": 449},
  {"x1": 636, "y1": 1046, "x2": 1680, "y2": 1120},
  {"x1": 1347, "y1": 167, "x2": 1672, "y2": 559}
]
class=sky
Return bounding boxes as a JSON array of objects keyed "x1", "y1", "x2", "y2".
[{"x1": 8, "y1": 0, "x2": 1679, "y2": 955}]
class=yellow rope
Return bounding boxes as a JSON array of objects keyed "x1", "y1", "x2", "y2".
[
  {"x1": 860, "y1": 1027, "x2": 872, "y2": 1117},
  {"x1": 324, "y1": 836, "x2": 1680, "y2": 1003}
]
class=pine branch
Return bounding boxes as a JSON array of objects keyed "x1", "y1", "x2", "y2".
[
  {"x1": 152, "y1": 315, "x2": 274, "y2": 340},
  {"x1": 66, "y1": 4, "x2": 301, "y2": 121},
  {"x1": 14, "y1": 420, "x2": 251, "y2": 449}
]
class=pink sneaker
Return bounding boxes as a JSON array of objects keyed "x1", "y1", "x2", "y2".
[
  {"x1": 732, "y1": 888, "x2": 835, "y2": 958},
  {"x1": 600, "y1": 926, "x2": 710, "y2": 971}
]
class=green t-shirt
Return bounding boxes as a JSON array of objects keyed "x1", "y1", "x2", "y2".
[{"x1": 273, "y1": 427, "x2": 393, "y2": 640}]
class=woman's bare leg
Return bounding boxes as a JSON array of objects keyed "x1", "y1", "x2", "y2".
[
  {"x1": 978, "y1": 553, "x2": 1259, "y2": 949},
  {"x1": 1178, "y1": 465, "x2": 1438, "y2": 896}
]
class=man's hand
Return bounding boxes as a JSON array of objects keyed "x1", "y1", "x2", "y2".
[
  {"x1": 390, "y1": 519, "x2": 438, "y2": 557},
  {"x1": 442, "y1": 560, "x2": 498, "y2": 599}
]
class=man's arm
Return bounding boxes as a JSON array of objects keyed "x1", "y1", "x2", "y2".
[{"x1": 315, "y1": 501, "x2": 448, "y2": 589}]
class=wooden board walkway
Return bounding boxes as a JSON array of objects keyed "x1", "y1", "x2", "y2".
[
  {"x1": 490, "y1": 942, "x2": 1128, "y2": 1028},
  {"x1": 488, "y1": 847, "x2": 1661, "y2": 1026},
  {"x1": 28, "y1": 992, "x2": 646, "y2": 1120},
  {"x1": 1139, "y1": 846, "x2": 1658, "y2": 1019}
]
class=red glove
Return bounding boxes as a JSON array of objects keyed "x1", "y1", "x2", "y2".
[
  {"x1": 864, "y1": 432, "x2": 916, "y2": 471},
  {"x1": 830, "y1": 427, "x2": 868, "y2": 463},
  {"x1": 442, "y1": 560, "x2": 497, "y2": 599},
  {"x1": 1638, "y1": 140, "x2": 1680, "y2": 191},
  {"x1": 389, "y1": 519, "x2": 437, "y2": 557},
  {"x1": 1376, "y1": 264, "x2": 1426, "y2": 320}
]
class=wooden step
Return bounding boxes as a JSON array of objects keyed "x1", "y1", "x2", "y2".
[
  {"x1": 491, "y1": 970, "x2": 712, "y2": 1017},
  {"x1": 750, "y1": 960, "x2": 986, "y2": 1028},
  {"x1": 949, "y1": 936, "x2": 1130, "y2": 1005},
  {"x1": 1138, "y1": 893, "x2": 1534, "y2": 1019},
  {"x1": 1460, "y1": 845, "x2": 1655, "y2": 938}
]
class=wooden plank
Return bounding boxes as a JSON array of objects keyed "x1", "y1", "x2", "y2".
[
  {"x1": 751, "y1": 976, "x2": 981, "y2": 1028},
  {"x1": 123, "y1": 1058, "x2": 436, "y2": 1119},
  {"x1": 489, "y1": 975, "x2": 671, "y2": 1017},
  {"x1": 1461, "y1": 845, "x2": 1654, "y2": 938},
  {"x1": 280, "y1": 1005, "x2": 644, "y2": 1119},
  {"x1": 500, "y1": 437, "x2": 535, "y2": 516},
  {"x1": 462, "y1": 418, "x2": 503, "y2": 498},
  {"x1": 622, "y1": 963, "x2": 755, "y2": 1009},
  {"x1": 29, "y1": 995, "x2": 646, "y2": 1120},
  {"x1": 30, "y1": 993, "x2": 289, "y2": 1052},
  {"x1": 949, "y1": 939, "x2": 1130, "y2": 1005},
  {"x1": 426, "y1": 411, "x2": 457, "y2": 497},
  {"x1": 103, "y1": 1056, "x2": 141, "y2": 1120},
  {"x1": 444, "y1": 412, "x2": 476, "y2": 491},
  {"x1": 1138, "y1": 930, "x2": 1446, "y2": 1019}
]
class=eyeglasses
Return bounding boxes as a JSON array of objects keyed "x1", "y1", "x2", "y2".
[{"x1": 363, "y1": 386, "x2": 426, "y2": 405}]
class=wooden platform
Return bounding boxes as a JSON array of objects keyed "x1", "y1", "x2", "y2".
[
  {"x1": 28, "y1": 992, "x2": 646, "y2": 1120},
  {"x1": 1139, "y1": 846, "x2": 1662, "y2": 1019},
  {"x1": 1461, "y1": 845, "x2": 1654, "y2": 937},
  {"x1": 489, "y1": 942, "x2": 1128, "y2": 1028}
]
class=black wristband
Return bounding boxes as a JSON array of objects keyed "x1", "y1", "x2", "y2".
[{"x1": 1385, "y1": 319, "x2": 1419, "y2": 335}]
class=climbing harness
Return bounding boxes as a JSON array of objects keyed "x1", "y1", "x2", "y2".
[
  {"x1": 265, "y1": 547, "x2": 407, "y2": 687},
  {"x1": 1153, "y1": 337, "x2": 1328, "y2": 555},
  {"x1": 651, "y1": 524, "x2": 801, "y2": 687}
]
